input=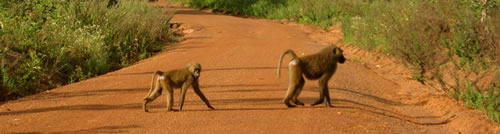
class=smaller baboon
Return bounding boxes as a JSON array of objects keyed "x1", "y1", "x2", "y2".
[
  {"x1": 143, "y1": 62, "x2": 215, "y2": 112},
  {"x1": 277, "y1": 45, "x2": 346, "y2": 107}
]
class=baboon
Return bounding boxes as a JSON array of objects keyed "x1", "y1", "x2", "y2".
[
  {"x1": 143, "y1": 62, "x2": 215, "y2": 112},
  {"x1": 277, "y1": 45, "x2": 346, "y2": 107}
]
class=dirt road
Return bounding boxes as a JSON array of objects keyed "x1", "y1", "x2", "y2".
[{"x1": 1, "y1": 2, "x2": 498, "y2": 133}]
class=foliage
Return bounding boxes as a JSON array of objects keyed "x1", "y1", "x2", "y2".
[
  {"x1": 0, "y1": 0, "x2": 174, "y2": 99},
  {"x1": 451, "y1": 81, "x2": 500, "y2": 122}
]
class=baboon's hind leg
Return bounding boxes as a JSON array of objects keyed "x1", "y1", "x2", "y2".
[
  {"x1": 143, "y1": 82, "x2": 163, "y2": 112},
  {"x1": 159, "y1": 80, "x2": 177, "y2": 112},
  {"x1": 291, "y1": 77, "x2": 305, "y2": 106},
  {"x1": 283, "y1": 60, "x2": 302, "y2": 107}
]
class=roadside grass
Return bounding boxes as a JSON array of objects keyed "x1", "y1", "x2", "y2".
[
  {"x1": 450, "y1": 81, "x2": 500, "y2": 122},
  {"x1": 0, "y1": 0, "x2": 174, "y2": 100},
  {"x1": 174, "y1": 0, "x2": 500, "y2": 122}
]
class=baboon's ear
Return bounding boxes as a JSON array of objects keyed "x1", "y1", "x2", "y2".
[{"x1": 333, "y1": 48, "x2": 342, "y2": 55}]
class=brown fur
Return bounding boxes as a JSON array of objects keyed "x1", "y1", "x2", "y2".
[
  {"x1": 143, "y1": 62, "x2": 214, "y2": 112},
  {"x1": 277, "y1": 45, "x2": 346, "y2": 107}
]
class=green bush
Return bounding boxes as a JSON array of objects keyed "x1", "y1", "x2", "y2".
[
  {"x1": 0, "y1": 0, "x2": 174, "y2": 99},
  {"x1": 452, "y1": 81, "x2": 500, "y2": 122}
]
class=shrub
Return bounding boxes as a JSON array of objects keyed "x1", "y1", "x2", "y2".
[
  {"x1": 452, "y1": 81, "x2": 500, "y2": 122},
  {"x1": 0, "y1": 0, "x2": 174, "y2": 99}
]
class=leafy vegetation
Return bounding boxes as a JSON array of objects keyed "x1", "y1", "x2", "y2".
[
  {"x1": 450, "y1": 80, "x2": 500, "y2": 122},
  {"x1": 175, "y1": 0, "x2": 500, "y2": 121},
  {"x1": 0, "y1": 0, "x2": 174, "y2": 100}
]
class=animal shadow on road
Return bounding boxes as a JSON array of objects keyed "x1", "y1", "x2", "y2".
[
  {"x1": 334, "y1": 88, "x2": 429, "y2": 106},
  {"x1": 14, "y1": 88, "x2": 147, "y2": 102},
  {"x1": 330, "y1": 87, "x2": 455, "y2": 125},
  {"x1": 8, "y1": 124, "x2": 141, "y2": 134},
  {"x1": 50, "y1": 124, "x2": 141, "y2": 134},
  {"x1": 334, "y1": 102, "x2": 456, "y2": 126},
  {"x1": 0, "y1": 102, "x2": 146, "y2": 116}
]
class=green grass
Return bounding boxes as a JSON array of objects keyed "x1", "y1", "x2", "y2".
[
  {"x1": 0, "y1": 0, "x2": 174, "y2": 99},
  {"x1": 451, "y1": 81, "x2": 500, "y2": 122}
]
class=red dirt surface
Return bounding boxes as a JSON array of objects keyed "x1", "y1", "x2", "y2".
[{"x1": 1, "y1": 1, "x2": 498, "y2": 133}]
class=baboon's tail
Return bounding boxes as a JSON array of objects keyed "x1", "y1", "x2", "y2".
[
  {"x1": 144, "y1": 71, "x2": 162, "y2": 99},
  {"x1": 277, "y1": 49, "x2": 298, "y2": 78}
]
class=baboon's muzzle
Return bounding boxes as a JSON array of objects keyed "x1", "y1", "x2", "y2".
[{"x1": 339, "y1": 55, "x2": 346, "y2": 64}]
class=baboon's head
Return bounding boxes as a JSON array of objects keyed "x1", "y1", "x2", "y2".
[
  {"x1": 187, "y1": 62, "x2": 202, "y2": 78},
  {"x1": 333, "y1": 47, "x2": 346, "y2": 64}
]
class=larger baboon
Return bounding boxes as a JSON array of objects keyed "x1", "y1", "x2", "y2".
[
  {"x1": 277, "y1": 45, "x2": 346, "y2": 107},
  {"x1": 143, "y1": 62, "x2": 215, "y2": 112}
]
